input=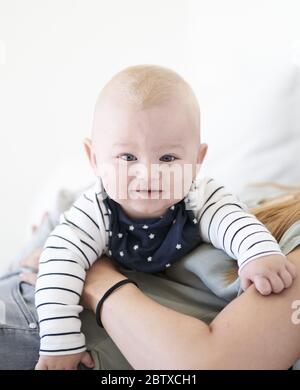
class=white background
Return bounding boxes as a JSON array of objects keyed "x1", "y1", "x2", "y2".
[{"x1": 1, "y1": 0, "x2": 300, "y2": 270}]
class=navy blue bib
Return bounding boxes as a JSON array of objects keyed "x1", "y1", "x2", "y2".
[{"x1": 103, "y1": 196, "x2": 202, "y2": 273}]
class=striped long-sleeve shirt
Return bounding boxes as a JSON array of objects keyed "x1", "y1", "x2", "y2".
[{"x1": 35, "y1": 176, "x2": 283, "y2": 355}]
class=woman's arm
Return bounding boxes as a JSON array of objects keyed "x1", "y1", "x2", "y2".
[{"x1": 83, "y1": 247, "x2": 300, "y2": 369}]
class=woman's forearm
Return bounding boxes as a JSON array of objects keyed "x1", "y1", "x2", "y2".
[
  {"x1": 100, "y1": 248, "x2": 300, "y2": 369},
  {"x1": 101, "y1": 284, "x2": 211, "y2": 369}
]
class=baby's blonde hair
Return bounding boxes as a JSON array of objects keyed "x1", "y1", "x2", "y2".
[{"x1": 95, "y1": 64, "x2": 200, "y2": 125}]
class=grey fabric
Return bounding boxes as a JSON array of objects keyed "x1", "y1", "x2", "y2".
[
  {"x1": 0, "y1": 273, "x2": 40, "y2": 369},
  {"x1": 279, "y1": 221, "x2": 300, "y2": 256}
]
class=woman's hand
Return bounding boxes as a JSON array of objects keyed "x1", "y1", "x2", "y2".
[
  {"x1": 19, "y1": 248, "x2": 42, "y2": 285},
  {"x1": 19, "y1": 212, "x2": 49, "y2": 286},
  {"x1": 81, "y1": 256, "x2": 126, "y2": 312}
]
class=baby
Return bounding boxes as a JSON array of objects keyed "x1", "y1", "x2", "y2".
[{"x1": 35, "y1": 64, "x2": 296, "y2": 369}]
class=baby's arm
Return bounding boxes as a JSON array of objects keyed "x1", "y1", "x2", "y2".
[
  {"x1": 35, "y1": 186, "x2": 107, "y2": 369},
  {"x1": 194, "y1": 177, "x2": 296, "y2": 295}
]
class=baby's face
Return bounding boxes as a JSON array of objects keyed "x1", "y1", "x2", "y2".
[{"x1": 90, "y1": 97, "x2": 205, "y2": 220}]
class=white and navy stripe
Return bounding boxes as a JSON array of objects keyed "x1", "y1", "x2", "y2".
[
  {"x1": 35, "y1": 184, "x2": 108, "y2": 356},
  {"x1": 195, "y1": 177, "x2": 283, "y2": 270}
]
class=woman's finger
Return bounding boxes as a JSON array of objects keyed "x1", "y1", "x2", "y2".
[
  {"x1": 19, "y1": 272, "x2": 38, "y2": 286},
  {"x1": 31, "y1": 212, "x2": 48, "y2": 235},
  {"x1": 20, "y1": 248, "x2": 42, "y2": 268}
]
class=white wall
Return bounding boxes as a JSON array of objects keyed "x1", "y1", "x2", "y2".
[
  {"x1": 187, "y1": 1, "x2": 300, "y2": 190},
  {"x1": 1, "y1": 0, "x2": 300, "y2": 271}
]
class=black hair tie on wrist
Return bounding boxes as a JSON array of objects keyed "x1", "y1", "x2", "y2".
[{"x1": 96, "y1": 279, "x2": 139, "y2": 328}]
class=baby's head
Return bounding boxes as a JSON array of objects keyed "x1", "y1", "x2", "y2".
[{"x1": 84, "y1": 64, "x2": 207, "y2": 219}]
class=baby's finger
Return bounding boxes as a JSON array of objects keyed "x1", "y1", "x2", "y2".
[
  {"x1": 268, "y1": 274, "x2": 284, "y2": 294},
  {"x1": 240, "y1": 277, "x2": 252, "y2": 291},
  {"x1": 253, "y1": 275, "x2": 272, "y2": 295},
  {"x1": 278, "y1": 269, "x2": 293, "y2": 289},
  {"x1": 80, "y1": 352, "x2": 95, "y2": 368},
  {"x1": 35, "y1": 362, "x2": 47, "y2": 370},
  {"x1": 285, "y1": 261, "x2": 297, "y2": 279}
]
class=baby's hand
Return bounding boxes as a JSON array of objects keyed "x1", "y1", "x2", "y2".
[
  {"x1": 35, "y1": 351, "x2": 94, "y2": 370},
  {"x1": 239, "y1": 254, "x2": 297, "y2": 295}
]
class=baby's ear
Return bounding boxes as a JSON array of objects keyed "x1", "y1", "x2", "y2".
[
  {"x1": 83, "y1": 137, "x2": 97, "y2": 172},
  {"x1": 197, "y1": 143, "x2": 208, "y2": 164}
]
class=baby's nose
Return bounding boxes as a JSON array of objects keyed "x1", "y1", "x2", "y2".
[{"x1": 134, "y1": 160, "x2": 154, "y2": 178}]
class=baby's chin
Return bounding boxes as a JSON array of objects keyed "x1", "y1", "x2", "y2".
[
  {"x1": 119, "y1": 197, "x2": 174, "y2": 220},
  {"x1": 124, "y1": 207, "x2": 166, "y2": 220}
]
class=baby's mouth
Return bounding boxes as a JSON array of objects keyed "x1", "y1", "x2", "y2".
[
  {"x1": 135, "y1": 189, "x2": 163, "y2": 195},
  {"x1": 131, "y1": 189, "x2": 163, "y2": 197},
  {"x1": 136, "y1": 189, "x2": 162, "y2": 193}
]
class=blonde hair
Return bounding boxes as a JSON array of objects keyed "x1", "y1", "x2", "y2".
[
  {"x1": 224, "y1": 186, "x2": 300, "y2": 284},
  {"x1": 95, "y1": 64, "x2": 200, "y2": 121}
]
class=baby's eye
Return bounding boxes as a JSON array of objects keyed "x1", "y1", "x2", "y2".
[
  {"x1": 119, "y1": 153, "x2": 137, "y2": 162},
  {"x1": 159, "y1": 155, "x2": 177, "y2": 163}
]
